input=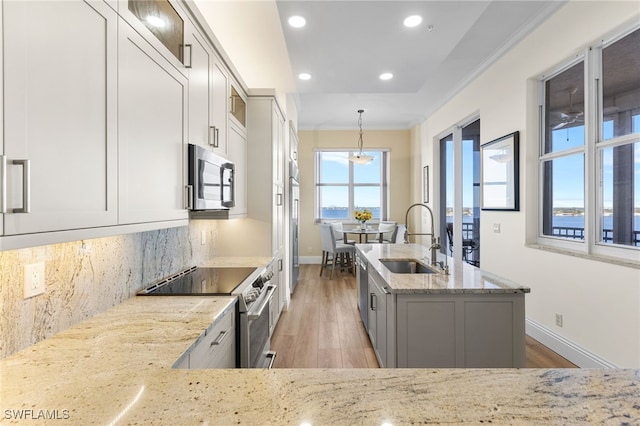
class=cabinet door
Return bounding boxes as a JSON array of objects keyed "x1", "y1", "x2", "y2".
[
  {"x1": 368, "y1": 271, "x2": 388, "y2": 367},
  {"x1": 3, "y1": 0, "x2": 118, "y2": 235},
  {"x1": 227, "y1": 124, "x2": 247, "y2": 217},
  {"x1": 185, "y1": 21, "x2": 213, "y2": 149},
  {"x1": 118, "y1": 20, "x2": 188, "y2": 224},
  {"x1": 273, "y1": 183, "x2": 284, "y2": 254},
  {"x1": 210, "y1": 58, "x2": 229, "y2": 156}
]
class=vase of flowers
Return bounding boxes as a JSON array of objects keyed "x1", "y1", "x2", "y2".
[{"x1": 354, "y1": 208, "x2": 373, "y2": 230}]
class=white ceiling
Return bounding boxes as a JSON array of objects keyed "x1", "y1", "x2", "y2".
[{"x1": 276, "y1": 0, "x2": 566, "y2": 130}]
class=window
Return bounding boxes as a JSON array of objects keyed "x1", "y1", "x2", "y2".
[
  {"x1": 538, "y1": 26, "x2": 640, "y2": 257},
  {"x1": 315, "y1": 150, "x2": 388, "y2": 221}
]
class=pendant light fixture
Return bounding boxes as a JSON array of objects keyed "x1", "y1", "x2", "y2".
[{"x1": 349, "y1": 109, "x2": 374, "y2": 165}]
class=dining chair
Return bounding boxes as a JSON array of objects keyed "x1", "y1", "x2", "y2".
[
  {"x1": 378, "y1": 221, "x2": 398, "y2": 243},
  {"x1": 330, "y1": 221, "x2": 355, "y2": 244},
  {"x1": 395, "y1": 224, "x2": 407, "y2": 243},
  {"x1": 319, "y1": 223, "x2": 355, "y2": 279},
  {"x1": 446, "y1": 222, "x2": 477, "y2": 264}
]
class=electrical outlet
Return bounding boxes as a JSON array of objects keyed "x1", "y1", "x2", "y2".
[
  {"x1": 555, "y1": 313, "x2": 563, "y2": 327},
  {"x1": 201, "y1": 230, "x2": 207, "y2": 245},
  {"x1": 493, "y1": 223, "x2": 501, "y2": 233},
  {"x1": 307, "y1": 246, "x2": 312, "y2": 253},
  {"x1": 24, "y1": 262, "x2": 45, "y2": 299}
]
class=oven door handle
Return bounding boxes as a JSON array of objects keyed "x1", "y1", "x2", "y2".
[{"x1": 247, "y1": 285, "x2": 274, "y2": 320}]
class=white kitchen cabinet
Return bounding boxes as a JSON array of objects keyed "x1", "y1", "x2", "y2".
[
  {"x1": 116, "y1": 0, "x2": 188, "y2": 77},
  {"x1": 210, "y1": 59, "x2": 229, "y2": 156},
  {"x1": 118, "y1": 19, "x2": 188, "y2": 224},
  {"x1": 227, "y1": 122, "x2": 247, "y2": 218},
  {"x1": 2, "y1": 0, "x2": 118, "y2": 235},
  {"x1": 247, "y1": 92, "x2": 286, "y2": 256},
  {"x1": 177, "y1": 302, "x2": 236, "y2": 369},
  {"x1": 229, "y1": 84, "x2": 247, "y2": 128},
  {"x1": 184, "y1": 16, "x2": 228, "y2": 156}
]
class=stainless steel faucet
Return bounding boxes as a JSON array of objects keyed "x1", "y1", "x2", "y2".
[{"x1": 404, "y1": 203, "x2": 446, "y2": 272}]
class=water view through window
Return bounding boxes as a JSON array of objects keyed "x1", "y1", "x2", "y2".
[{"x1": 316, "y1": 151, "x2": 386, "y2": 221}]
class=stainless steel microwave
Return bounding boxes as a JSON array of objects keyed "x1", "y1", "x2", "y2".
[{"x1": 188, "y1": 144, "x2": 235, "y2": 211}]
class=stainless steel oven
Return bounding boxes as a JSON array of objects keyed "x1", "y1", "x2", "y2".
[
  {"x1": 137, "y1": 265, "x2": 276, "y2": 368},
  {"x1": 240, "y1": 281, "x2": 276, "y2": 368}
]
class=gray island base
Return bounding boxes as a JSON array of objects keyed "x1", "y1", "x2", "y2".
[{"x1": 357, "y1": 243, "x2": 530, "y2": 368}]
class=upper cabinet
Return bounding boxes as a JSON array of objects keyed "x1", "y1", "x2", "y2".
[
  {"x1": 117, "y1": 0, "x2": 188, "y2": 76},
  {"x1": 247, "y1": 92, "x2": 285, "y2": 255},
  {"x1": 2, "y1": 0, "x2": 118, "y2": 236},
  {"x1": 230, "y1": 85, "x2": 247, "y2": 128},
  {"x1": 117, "y1": 19, "x2": 188, "y2": 225},
  {"x1": 0, "y1": 0, "x2": 250, "y2": 250},
  {"x1": 184, "y1": 16, "x2": 229, "y2": 157}
]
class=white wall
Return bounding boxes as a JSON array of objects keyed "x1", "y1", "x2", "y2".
[{"x1": 419, "y1": 1, "x2": 640, "y2": 367}]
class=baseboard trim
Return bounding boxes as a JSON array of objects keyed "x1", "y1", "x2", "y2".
[
  {"x1": 300, "y1": 256, "x2": 322, "y2": 264},
  {"x1": 526, "y1": 318, "x2": 618, "y2": 368}
]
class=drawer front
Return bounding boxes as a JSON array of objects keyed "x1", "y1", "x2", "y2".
[{"x1": 189, "y1": 309, "x2": 236, "y2": 368}]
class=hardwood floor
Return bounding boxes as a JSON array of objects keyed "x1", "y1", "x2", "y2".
[{"x1": 271, "y1": 264, "x2": 577, "y2": 369}]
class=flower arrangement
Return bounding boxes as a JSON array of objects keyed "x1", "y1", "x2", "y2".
[{"x1": 354, "y1": 208, "x2": 373, "y2": 224}]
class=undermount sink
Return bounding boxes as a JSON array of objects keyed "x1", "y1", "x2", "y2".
[{"x1": 380, "y1": 259, "x2": 436, "y2": 274}]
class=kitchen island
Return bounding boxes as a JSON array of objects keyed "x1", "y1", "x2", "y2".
[
  {"x1": 357, "y1": 243, "x2": 531, "y2": 368},
  {"x1": 0, "y1": 288, "x2": 638, "y2": 424}
]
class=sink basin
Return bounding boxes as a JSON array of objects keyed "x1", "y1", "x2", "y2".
[{"x1": 379, "y1": 259, "x2": 436, "y2": 274}]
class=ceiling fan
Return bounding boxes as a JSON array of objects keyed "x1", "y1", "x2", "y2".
[{"x1": 552, "y1": 87, "x2": 584, "y2": 130}]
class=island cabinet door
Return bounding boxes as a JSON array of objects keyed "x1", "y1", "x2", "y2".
[
  {"x1": 396, "y1": 294, "x2": 526, "y2": 368},
  {"x1": 396, "y1": 295, "x2": 457, "y2": 368}
]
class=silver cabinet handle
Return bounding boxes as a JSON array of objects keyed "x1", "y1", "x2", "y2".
[
  {"x1": 276, "y1": 193, "x2": 283, "y2": 206},
  {"x1": 210, "y1": 330, "x2": 228, "y2": 346},
  {"x1": 12, "y1": 159, "x2": 31, "y2": 214},
  {"x1": 209, "y1": 126, "x2": 219, "y2": 148},
  {"x1": 185, "y1": 185, "x2": 193, "y2": 209},
  {"x1": 184, "y1": 44, "x2": 192, "y2": 68},
  {"x1": 278, "y1": 258, "x2": 283, "y2": 271},
  {"x1": 0, "y1": 155, "x2": 6, "y2": 214},
  {"x1": 370, "y1": 293, "x2": 377, "y2": 311},
  {"x1": 266, "y1": 351, "x2": 276, "y2": 369}
]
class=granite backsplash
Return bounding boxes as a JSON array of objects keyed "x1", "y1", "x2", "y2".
[{"x1": 0, "y1": 221, "x2": 219, "y2": 359}]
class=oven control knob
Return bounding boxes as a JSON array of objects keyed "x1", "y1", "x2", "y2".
[{"x1": 252, "y1": 279, "x2": 264, "y2": 289}]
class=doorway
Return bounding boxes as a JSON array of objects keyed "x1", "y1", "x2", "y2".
[{"x1": 439, "y1": 119, "x2": 480, "y2": 266}]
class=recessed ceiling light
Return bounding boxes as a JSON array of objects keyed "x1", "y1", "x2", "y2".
[
  {"x1": 403, "y1": 15, "x2": 422, "y2": 28},
  {"x1": 379, "y1": 73, "x2": 393, "y2": 81},
  {"x1": 298, "y1": 73, "x2": 311, "y2": 80},
  {"x1": 288, "y1": 16, "x2": 306, "y2": 28}
]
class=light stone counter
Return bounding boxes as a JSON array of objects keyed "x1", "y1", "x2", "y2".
[
  {"x1": 198, "y1": 256, "x2": 273, "y2": 269},
  {"x1": 358, "y1": 243, "x2": 531, "y2": 294},
  {"x1": 1, "y1": 294, "x2": 639, "y2": 424}
]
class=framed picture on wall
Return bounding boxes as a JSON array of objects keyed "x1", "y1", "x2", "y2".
[
  {"x1": 480, "y1": 131, "x2": 519, "y2": 211},
  {"x1": 423, "y1": 165, "x2": 429, "y2": 203}
]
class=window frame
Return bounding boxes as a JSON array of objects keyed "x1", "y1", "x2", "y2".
[
  {"x1": 536, "y1": 24, "x2": 640, "y2": 263},
  {"x1": 314, "y1": 148, "x2": 389, "y2": 223}
]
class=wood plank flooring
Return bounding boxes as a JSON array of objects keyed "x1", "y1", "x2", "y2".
[{"x1": 271, "y1": 264, "x2": 577, "y2": 369}]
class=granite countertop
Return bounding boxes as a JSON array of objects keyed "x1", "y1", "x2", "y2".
[
  {"x1": 357, "y1": 243, "x2": 531, "y2": 294},
  {"x1": 198, "y1": 256, "x2": 273, "y2": 269},
  {"x1": 0, "y1": 257, "x2": 634, "y2": 424},
  {"x1": 1, "y1": 292, "x2": 638, "y2": 424}
]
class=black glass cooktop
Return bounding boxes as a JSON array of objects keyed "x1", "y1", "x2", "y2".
[{"x1": 139, "y1": 267, "x2": 257, "y2": 295}]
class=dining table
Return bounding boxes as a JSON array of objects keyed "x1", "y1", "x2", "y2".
[{"x1": 342, "y1": 227, "x2": 382, "y2": 243}]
